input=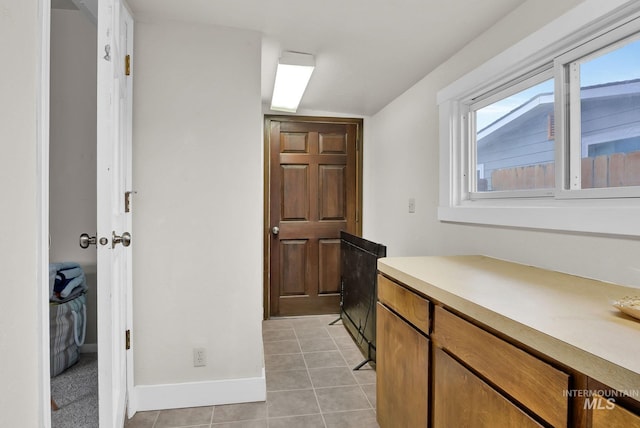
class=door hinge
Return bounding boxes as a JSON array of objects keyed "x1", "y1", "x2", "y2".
[
  {"x1": 126, "y1": 329, "x2": 131, "y2": 350},
  {"x1": 125, "y1": 54, "x2": 131, "y2": 76},
  {"x1": 125, "y1": 190, "x2": 136, "y2": 213}
]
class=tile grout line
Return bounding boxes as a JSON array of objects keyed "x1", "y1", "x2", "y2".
[
  {"x1": 327, "y1": 321, "x2": 378, "y2": 418},
  {"x1": 326, "y1": 321, "x2": 373, "y2": 422},
  {"x1": 297, "y1": 325, "x2": 329, "y2": 428},
  {"x1": 263, "y1": 316, "x2": 377, "y2": 426},
  {"x1": 267, "y1": 386, "x2": 318, "y2": 393},
  {"x1": 360, "y1": 380, "x2": 376, "y2": 412},
  {"x1": 264, "y1": 320, "x2": 324, "y2": 426},
  {"x1": 150, "y1": 410, "x2": 160, "y2": 428},
  {"x1": 327, "y1": 321, "x2": 360, "y2": 375},
  {"x1": 267, "y1": 412, "x2": 325, "y2": 427}
]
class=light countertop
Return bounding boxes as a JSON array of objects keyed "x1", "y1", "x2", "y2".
[{"x1": 377, "y1": 255, "x2": 640, "y2": 394}]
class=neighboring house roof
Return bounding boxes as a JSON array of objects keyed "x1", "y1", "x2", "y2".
[
  {"x1": 477, "y1": 78, "x2": 640, "y2": 142},
  {"x1": 478, "y1": 92, "x2": 553, "y2": 140}
]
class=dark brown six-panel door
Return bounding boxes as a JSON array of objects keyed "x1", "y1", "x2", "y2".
[{"x1": 267, "y1": 118, "x2": 361, "y2": 316}]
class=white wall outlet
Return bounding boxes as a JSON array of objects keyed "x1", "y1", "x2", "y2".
[
  {"x1": 408, "y1": 197, "x2": 416, "y2": 213},
  {"x1": 193, "y1": 347, "x2": 207, "y2": 367}
]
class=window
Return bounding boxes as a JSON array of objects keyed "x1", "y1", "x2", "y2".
[
  {"x1": 466, "y1": 24, "x2": 640, "y2": 198},
  {"x1": 564, "y1": 35, "x2": 640, "y2": 191},
  {"x1": 438, "y1": 2, "x2": 640, "y2": 236},
  {"x1": 472, "y1": 75, "x2": 555, "y2": 194}
]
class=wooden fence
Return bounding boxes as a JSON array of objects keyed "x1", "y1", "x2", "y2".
[{"x1": 491, "y1": 151, "x2": 640, "y2": 190}]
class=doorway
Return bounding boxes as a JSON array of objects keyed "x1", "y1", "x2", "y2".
[
  {"x1": 43, "y1": 1, "x2": 134, "y2": 426},
  {"x1": 49, "y1": 4, "x2": 99, "y2": 427},
  {"x1": 264, "y1": 116, "x2": 363, "y2": 318}
]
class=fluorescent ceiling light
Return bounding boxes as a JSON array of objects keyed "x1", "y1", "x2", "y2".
[{"x1": 271, "y1": 52, "x2": 315, "y2": 113}]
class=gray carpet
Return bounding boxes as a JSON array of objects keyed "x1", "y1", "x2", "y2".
[{"x1": 51, "y1": 352, "x2": 98, "y2": 428}]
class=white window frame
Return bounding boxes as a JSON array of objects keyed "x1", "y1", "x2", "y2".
[
  {"x1": 438, "y1": 0, "x2": 640, "y2": 237},
  {"x1": 468, "y1": 67, "x2": 555, "y2": 200},
  {"x1": 556, "y1": 20, "x2": 640, "y2": 199}
]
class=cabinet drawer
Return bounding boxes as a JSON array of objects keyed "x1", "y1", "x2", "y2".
[
  {"x1": 377, "y1": 274, "x2": 430, "y2": 334},
  {"x1": 592, "y1": 394, "x2": 640, "y2": 428},
  {"x1": 433, "y1": 306, "x2": 569, "y2": 428},
  {"x1": 433, "y1": 347, "x2": 543, "y2": 428}
]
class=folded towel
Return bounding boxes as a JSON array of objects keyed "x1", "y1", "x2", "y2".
[
  {"x1": 51, "y1": 283, "x2": 86, "y2": 303},
  {"x1": 50, "y1": 262, "x2": 88, "y2": 302},
  {"x1": 57, "y1": 266, "x2": 82, "y2": 280},
  {"x1": 55, "y1": 272, "x2": 86, "y2": 298},
  {"x1": 50, "y1": 261, "x2": 82, "y2": 272}
]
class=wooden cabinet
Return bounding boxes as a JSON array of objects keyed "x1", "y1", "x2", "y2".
[
  {"x1": 376, "y1": 281, "x2": 429, "y2": 428},
  {"x1": 433, "y1": 306, "x2": 569, "y2": 427},
  {"x1": 376, "y1": 257, "x2": 640, "y2": 428},
  {"x1": 433, "y1": 347, "x2": 543, "y2": 428},
  {"x1": 591, "y1": 394, "x2": 640, "y2": 428}
]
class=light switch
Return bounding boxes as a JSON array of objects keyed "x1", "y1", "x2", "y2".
[{"x1": 408, "y1": 198, "x2": 416, "y2": 213}]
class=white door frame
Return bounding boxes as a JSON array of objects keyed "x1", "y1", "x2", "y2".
[
  {"x1": 37, "y1": 1, "x2": 135, "y2": 426},
  {"x1": 121, "y1": 3, "x2": 136, "y2": 418},
  {"x1": 37, "y1": 1, "x2": 52, "y2": 427}
]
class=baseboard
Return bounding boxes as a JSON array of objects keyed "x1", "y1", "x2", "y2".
[
  {"x1": 80, "y1": 343, "x2": 97, "y2": 353},
  {"x1": 133, "y1": 370, "x2": 266, "y2": 412}
]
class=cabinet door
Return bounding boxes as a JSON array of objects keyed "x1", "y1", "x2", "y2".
[
  {"x1": 433, "y1": 347, "x2": 543, "y2": 428},
  {"x1": 433, "y1": 306, "x2": 568, "y2": 427},
  {"x1": 376, "y1": 302, "x2": 429, "y2": 428},
  {"x1": 592, "y1": 395, "x2": 640, "y2": 428}
]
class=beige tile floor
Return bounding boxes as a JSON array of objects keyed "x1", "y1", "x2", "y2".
[{"x1": 125, "y1": 315, "x2": 379, "y2": 428}]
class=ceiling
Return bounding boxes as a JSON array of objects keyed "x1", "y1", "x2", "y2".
[{"x1": 59, "y1": 0, "x2": 528, "y2": 116}]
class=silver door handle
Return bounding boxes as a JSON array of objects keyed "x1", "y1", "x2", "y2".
[
  {"x1": 79, "y1": 233, "x2": 97, "y2": 249},
  {"x1": 272, "y1": 226, "x2": 279, "y2": 235},
  {"x1": 112, "y1": 231, "x2": 132, "y2": 248}
]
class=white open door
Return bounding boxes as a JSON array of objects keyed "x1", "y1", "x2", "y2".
[{"x1": 97, "y1": 0, "x2": 134, "y2": 426}]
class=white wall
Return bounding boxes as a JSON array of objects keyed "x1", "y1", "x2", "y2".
[
  {"x1": 0, "y1": 1, "x2": 41, "y2": 426},
  {"x1": 132, "y1": 20, "x2": 265, "y2": 407},
  {"x1": 367, "y1": 0, "x2": 640, "y2": 288},
  {"x1": 50, "y1": 9, "x2": 98, "y2": 346}
]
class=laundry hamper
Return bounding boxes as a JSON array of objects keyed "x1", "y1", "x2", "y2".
[{"x1": 49, "y1": 293, "x2": 87, "y2": 377}]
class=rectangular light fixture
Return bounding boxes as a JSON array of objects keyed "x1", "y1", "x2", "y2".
[{"x1": 270, "y1": 52, "x2": 315, "y2": 113}]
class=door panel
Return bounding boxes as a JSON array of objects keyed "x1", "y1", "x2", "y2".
[
  {"x1": 318, "y1": 239, "x2": 341, "y2": 294},
  {"x1": 281, "y1": 165, "x2": 309, "y2": 220},
  {"x1": 282, "y1": 132, "x2": 308, "y2": 152},
  {"x1": 280, "y1": 240, "x2": 308, "y2": 296},
  {"x1": 97, "y1": 0, "x2": 134, "y2": 424},
  {"x1": 268, "y1": 118, "x2": 361, "y2": 316},
  {"x1": 319, "y1": 133, "x2": 347, "y2": 153},
  {"x1": 319, "y1": 165, "x2": 346, "y2": 220}
]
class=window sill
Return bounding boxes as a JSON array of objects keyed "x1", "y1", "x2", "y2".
[{"x1": 437, "y1": 202, "x2": 640, "y2": 237}]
